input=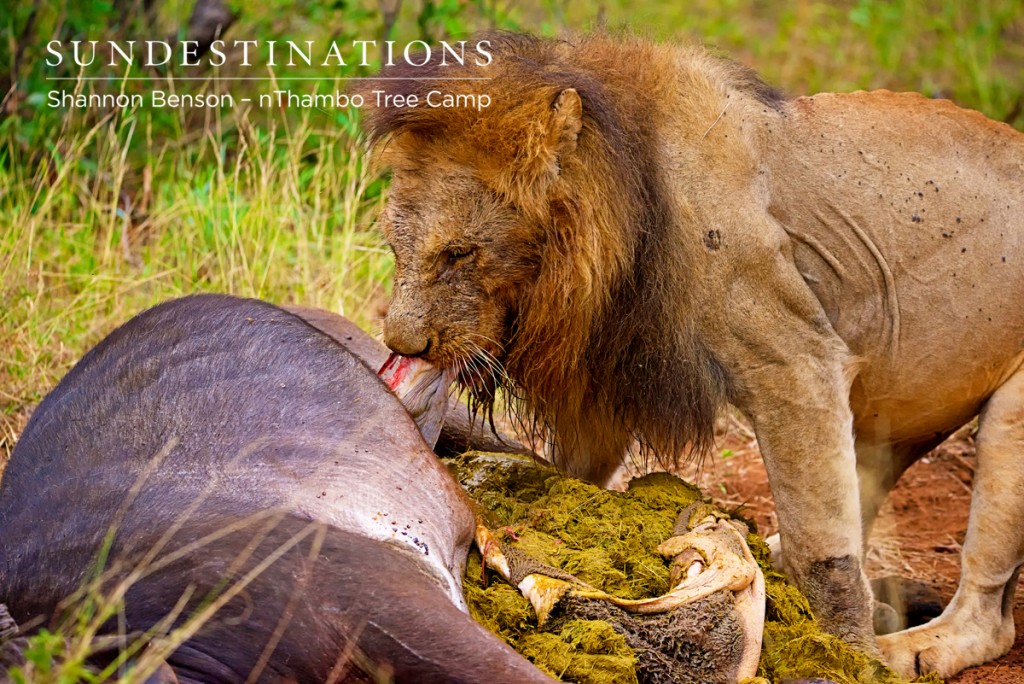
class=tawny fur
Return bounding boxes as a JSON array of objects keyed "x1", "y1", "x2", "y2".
[
  {"x1": 363, "y1": 32, "x2": 1024, "y2": 678},
  {"x1": 364, "y1": 34, "x2": 761, "y2": 475}
]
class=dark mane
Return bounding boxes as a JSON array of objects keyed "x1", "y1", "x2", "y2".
[
  {"x1": 712, "y1": 49, "x2": 787, "y2": 110},
  {"x1": 364, "y1": 32, "x2": 750, "y2": 468},
  {"x1": 360, "y1": 31, "x2": 627, "y2": 148}
]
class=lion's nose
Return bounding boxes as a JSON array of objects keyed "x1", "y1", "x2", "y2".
[{"x1": 384, "y1": 322, "x2": 431, "y2": 357}]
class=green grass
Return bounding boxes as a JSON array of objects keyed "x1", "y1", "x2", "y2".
[
  {"x1": 0, "y1": 102, "x2": 394, "y2": 457},
  {"x1": 534, "y1": 0, "x2": 1024, "y2": 125}
]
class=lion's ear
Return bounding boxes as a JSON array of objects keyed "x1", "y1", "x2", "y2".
[{"x1": 548, "y1": 88, "x2": 582, "y2": 161}]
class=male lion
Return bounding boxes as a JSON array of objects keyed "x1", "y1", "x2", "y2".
[{"x1": 362, "y1": 33, "x2": 1024, "y2": 678}]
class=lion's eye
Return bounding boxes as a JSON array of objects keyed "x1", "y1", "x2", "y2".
[{"x1": 445, "y1": 246, "x2": 476, "y2": 263}]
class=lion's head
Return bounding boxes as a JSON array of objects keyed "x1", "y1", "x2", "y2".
[{"x1": 363, "y1": 33, "x2": 745, "y2": 479}]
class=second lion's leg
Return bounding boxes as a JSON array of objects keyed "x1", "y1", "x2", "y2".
[
  {"x1": 879, "y1": 367, "x2": 1024, "y2": 678},
  {"x1": 856, "y1": 441, "x2": 919, "y2": 634}
]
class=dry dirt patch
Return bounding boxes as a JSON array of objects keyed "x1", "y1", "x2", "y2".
[{"x1": 675, "y1": 417, "x2": 1024, "y2": 684}]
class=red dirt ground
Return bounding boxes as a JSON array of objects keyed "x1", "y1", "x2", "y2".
[{"x1": 672, "y1": 415, "x2": 1024, "y2": 684}]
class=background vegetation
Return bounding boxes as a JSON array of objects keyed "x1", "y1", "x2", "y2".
[
  {"x1": 0, "y1": 2, "x2": 1021, "y2": 675},
  {"x1": 3, "y1": 0, "x2": 1022, "y2": 463}
]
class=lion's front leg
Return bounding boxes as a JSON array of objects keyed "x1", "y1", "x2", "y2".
[
  {"x1": 743, "y1": 365, "x2": 876, "y2": 651},
  {"x1": 715, "y1": 255, "x2": 876, "y2": 653}
]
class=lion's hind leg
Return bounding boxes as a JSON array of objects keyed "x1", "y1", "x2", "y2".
[{"x1": 879, "y1": 367, "x2": 1024, "y2": 678}]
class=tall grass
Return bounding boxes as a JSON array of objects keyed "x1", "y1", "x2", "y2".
[{"x1": 0, "y1": 96, "x2": 394, "y2": 463}]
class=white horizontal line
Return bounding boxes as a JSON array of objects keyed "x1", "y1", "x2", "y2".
[{"x1": 45, "y1": 76, "x2": 492, "y2": 81}]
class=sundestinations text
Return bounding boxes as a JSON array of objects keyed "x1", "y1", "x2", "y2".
[{"x1": 44, "y1": 39, "x2": 493, "y2": 69}]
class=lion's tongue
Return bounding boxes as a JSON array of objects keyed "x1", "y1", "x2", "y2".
[{"x1": 379, "y1": 352, "x2": 454, "y2": 448}]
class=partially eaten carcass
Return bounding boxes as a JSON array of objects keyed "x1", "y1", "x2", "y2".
[
  {"x1": 471, "y1": 481, "x2": 766, "y2": 684},
  {"x1": 383, "y1": 351, "x2": 767, "y2": 683}
]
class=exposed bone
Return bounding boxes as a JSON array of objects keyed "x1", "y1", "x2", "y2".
[
  {"x1": 733, "y1": 565, "x2": 767, "y2": 678},
  {"x1": 516, "y1": 574, "x2": 575, "y2": 627},
  {"x1": 474, "y1": 507, "x2": 767, "y2": 681},
  {"x1": 476, "y1": 522, "x2": 511, "y2": 580},
  {"x1": 475, "y1": 516, "x2": 763, "y2": 611},
  {"x1": 686, "y1": 560, "x2": 704, "y2": 579}
]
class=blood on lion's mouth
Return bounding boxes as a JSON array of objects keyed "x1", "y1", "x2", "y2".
[{"x1": 378, "y1": 347, "x2": 503, "y2": 428}]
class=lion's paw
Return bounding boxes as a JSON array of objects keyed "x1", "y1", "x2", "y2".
[{"x1": 877, "y1": 614, "x2": 1014, "y2": 678}]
